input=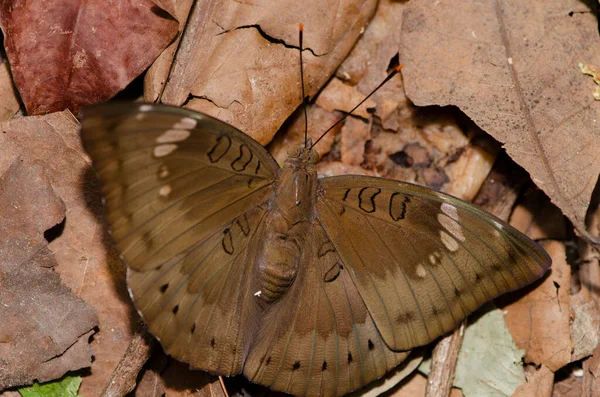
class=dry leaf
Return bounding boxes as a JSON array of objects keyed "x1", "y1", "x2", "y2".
[
  {"x1": 146, "y1": 0, "x2": 377, "y2": 144},
  {"x1": 0, "y1": 61, "x2": 19, "y2": 121},
  {"x1": 570, "y1": 292, "x2": 600, "y2": 362},
  {"x1": 0, "y1": 111, "x2": 135, "y2": 395},
  {"x1": 401, "y1": 0, "x2": 600, "y2": 243},
  {"x1": 315, "y1": 77, "x2": 376, "y2": 118},
  {"x1": 512, "y1": 365, "x2": 554, "y2": 397},
  {"x1": 0, "y1": 160, "x2": 97, "y2": 389},
  {"x1": 337, "y1": 0, "x2": 408, "y2": 131},
  {"x1": 503, "y1": 196, "x2": 571, "y2": 371},
  {"x1": 0, "y1": 0, "x2": 178, "y2": 115}
]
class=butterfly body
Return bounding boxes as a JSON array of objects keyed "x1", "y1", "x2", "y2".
[
  {"x1": 256, "y1": 146, "x2": 319, "y2": 303},
  {"x1": 81, "y1": 103, "x2": 551, "y2": 397}
]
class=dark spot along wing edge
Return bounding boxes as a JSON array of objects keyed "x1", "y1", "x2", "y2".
[
  {"x1": 316, "y1": 175, "x2": 551, "y2": 352},
  {"x1": 127, "y1": 201, "x2": 270, "y2": 376}
]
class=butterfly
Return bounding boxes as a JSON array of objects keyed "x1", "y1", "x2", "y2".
[{"x1": 80, "y1": 101, "x2": 551, "y2": 396}]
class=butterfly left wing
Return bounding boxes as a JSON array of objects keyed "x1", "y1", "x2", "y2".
[
  {"x1": 243, "y1": 220, "x2": 410, "y2": 397},
  {"x1": 81, "y1": 103, "x2": 280, "y2": 375},
  {"x1": 315, "y1": 175, "x2": 551, "y2": 352}
]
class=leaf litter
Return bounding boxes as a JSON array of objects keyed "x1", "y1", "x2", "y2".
[{"x1": 0, "y1": 0, "x2": 599, "y2": 396}]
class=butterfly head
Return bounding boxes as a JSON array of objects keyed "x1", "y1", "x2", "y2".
[{"x1": 286, "y1": 141, "x2": 319, "y2": 165}]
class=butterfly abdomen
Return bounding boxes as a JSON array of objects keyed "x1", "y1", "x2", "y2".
[{"x1": 256, "y1": 211, "x2": 310, "y2": 303}]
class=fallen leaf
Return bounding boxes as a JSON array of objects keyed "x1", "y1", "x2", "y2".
[
  {"x1": 503, "y1": 198, "x2": 571, "y2": 372},
  {"x1": 337, "y1": 0, "x2": 408, "y2": 131},
  {"x1": 0, "y1": 160, "x2": 97, "y2": 390},
  {"x1": 400, "y1": 0, "x2": 600, "y2": 243},
  {"x1": 511, "y1": 365, "x2": 554, "y2": 397},
  {"x1": 570, "y1": 292, "x2": 600, "y2": 362},
  {"x1": 146, "y1": 0, "x2": 378, "y2": 144},
  {"x1": 0, "y1": 0, "x2": 178, "y2": 114},
  {"x1": 315, "y1": 77, "x2": 376, "y2": 119},
  {"x1": 0, "y1": 61, "x2": 19, "y2": 121},
  {"x1": 0, "y1": 111, "x2": 135, "y2": 395}
]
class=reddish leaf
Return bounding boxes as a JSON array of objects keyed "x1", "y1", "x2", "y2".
[{"x1": 0, "y1": 0, "x2": 178, "y2": 115}]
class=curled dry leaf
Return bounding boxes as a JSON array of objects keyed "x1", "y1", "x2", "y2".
[
  {"x1": 145, "y1": 0, "x2": 378, "y2": 144},
  {"x1": 0, "y1": 160, "x2": 97, "y2": 390},
  {"x1": 401, "y1": 0, "x2": 600, "y2": 243},
  {"x1": 0, "y1": 111, "x2": 135, "y2": 395},
  {"x1": 0, "y1": 0, "x2": 178, "y2": 115}
]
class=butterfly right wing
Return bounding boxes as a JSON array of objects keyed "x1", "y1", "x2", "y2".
[{"x1": 81, "y1": 103, "x2": 279, "y2": 375}]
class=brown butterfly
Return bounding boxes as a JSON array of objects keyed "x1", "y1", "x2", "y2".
[{"x1": 81, "y1": 97, "x2": 550, "y2": 396}]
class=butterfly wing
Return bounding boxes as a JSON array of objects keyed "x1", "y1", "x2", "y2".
[
  {"x1": 315, "y1": 175, "x2": 551, "y2": 351},
  {"x1": 244, "y1": 219, "x2": 410, "y2": 397},
  {"x1": 81, "y1": 103, "x2": 280, "y2": 374}
]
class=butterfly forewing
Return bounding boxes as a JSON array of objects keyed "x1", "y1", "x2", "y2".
[
  {"x1": 244, "y1": 219, "x2": 410, "y2": 397},
  {"x1": 81, "y1": 103, "x2": 280, "y2": 375},
  {"x1": 316, "y1": 175, "x2": 551, "y2": 351}
]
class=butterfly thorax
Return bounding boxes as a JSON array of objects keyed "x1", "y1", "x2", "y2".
[{"x1": 255, "y1": 146, "x2": 319, "y2": 303}]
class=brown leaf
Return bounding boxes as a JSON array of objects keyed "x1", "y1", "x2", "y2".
[
  {"x1": 512, "y1": 365, "x2": 554, "y2": 397},
  {"x1": 400, "y1": 0, "x2": 600, "y2": 243},
  {"x1": 0, "y1": 159, "x2": 97, "y2": 389},
  {"x1": 502, "y1": 195, "x2": 571, "y2": 372},
  {"x1": 0, "y1": 0, "x2": 178, "y2": 115},
  {"x1": 337, "y1": 0, "x2": 408, "y2": 131},
  {"x1": 146, "y1": 0, "x2": 377, "y2": 144},
  {"x1": 0, "y1": 111, "x2": 136, "y2": 395},
  {"x1": 0, "y1": 61, "x2": 19, "y2": 121}
]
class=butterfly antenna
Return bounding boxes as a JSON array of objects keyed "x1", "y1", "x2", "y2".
[
  {"x1": 310, "y1": 64, "x2": 404, "y2": 149},
  {"x1": 299, "y1": 23, "x2": 309, "y2": 148}
]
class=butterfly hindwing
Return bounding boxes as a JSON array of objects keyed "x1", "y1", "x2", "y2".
[
  {"x1": 244, "y1": 219, "x2": 410, "y2": 397},
  {"x1": 316, "y1": 175, "x2": 551, "y2": 351},
  {"x1": 81, "y1": 103, "x2": 280, "y2": 374}
]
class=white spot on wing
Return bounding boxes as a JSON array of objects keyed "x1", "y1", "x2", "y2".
[
  {"x1": 159, "y1": 185, "x2": 172, "y2": 197},
  {"x1": 139, "y1": 104, "x2": 153, "y2": 112},
  {"x1": 440, "y1": 230, "x2": 459, "y2": 252},
  {"x1": 441, "y1": 202, "x2": 459, "y2": 221},
  {"x1": 254, "y1": 290, "x2": 262, "y2": 297},
  {"x1": 416, "y1": 264, "x2": 427, "y2": 278},
  {"x1": 173, "y1": 117, "x2": 198, "y2": 129},
  {"x1": 153, "y1": 144, "x2": 177, "y2": 158},
  {"x1": 156, "y1": 129, "x2": 191, "y2": 143},
  {"x1": 438, "y1": 213, "x2": 466, "y2": 242}
]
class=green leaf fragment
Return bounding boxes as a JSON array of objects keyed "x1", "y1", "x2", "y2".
[{"x1": 18, "y1": 375, "x2": 82, "y2": 397}]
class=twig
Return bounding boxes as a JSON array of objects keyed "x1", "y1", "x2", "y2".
[
  {"x1": 425, "y1": 322, "x2": 465, "y2": 397},
  {"x1": 100, "y1": 322, "x2": 156, "y2": 397}
]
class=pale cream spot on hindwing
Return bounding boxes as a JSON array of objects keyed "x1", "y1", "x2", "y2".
[
  {"x1": 440, "y1": 230, "x2": 459, "y2": 252},
  {"x1": 437, "y1": 213, "x2": 466, "y2": 242},
  {"x1": 416, "y1": 263, "x2": 427, "y2": 278},
  {"x1": 173, "y1": 117, "x2": 198, "y2": 129},
  {"x1": 441, "y1": 202, "x2": 459, "y2": 221},
  {"x1": 159, "y1": 185, "x2": 172, "y2": 197},
  {"x1": 156, "y1": 129, "x2": 191, "y2": 144},
  {"x1": 139, "y1": 104, "x2": 153, "y2": 112},
  {"x1": 158, "y1": 165, "x2": 169, "y2": 179},
  {"x1": 153, "y1": 144, "x2": 178, "y2": 158}
]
